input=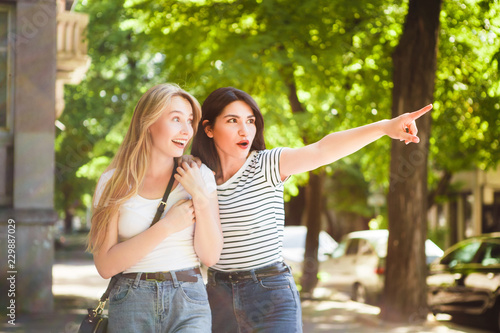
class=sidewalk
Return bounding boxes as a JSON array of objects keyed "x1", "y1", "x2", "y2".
[
  {"x1": 1, "y1": 234, "x2": 108, "y2": 333},
  {"x1": 301, "y1": 289, "x2": 494, "y2": 332},
  {"x1": 1, "y1": 234, "x2": 495, "y2": 332},
  {"x1": 1, "y1": 258, "x2": 106, "y2": 333}
]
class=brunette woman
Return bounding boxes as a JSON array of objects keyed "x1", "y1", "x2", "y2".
[{"x1": 191, "y1": 86, "x2": 431, "y2": 332}]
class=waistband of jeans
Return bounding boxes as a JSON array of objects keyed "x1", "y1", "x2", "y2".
[
  {"x1": 121, "y1": 267, "x2": 200, "y2": 283},
  {"x1": 208, "y1": 262, "x2": 289, "y2": 283}
]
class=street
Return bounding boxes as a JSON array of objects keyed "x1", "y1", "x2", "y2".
[{"x1": 1, "y1": 255, "x2": 494, "y2": 332}]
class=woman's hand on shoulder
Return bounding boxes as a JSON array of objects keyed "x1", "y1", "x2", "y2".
[
  {"x1": 174, "y1": 161, "x2": 209, "y2": 201},
  {"x1": 176, "y1": 155, "x2": 202, "y2": 168}
]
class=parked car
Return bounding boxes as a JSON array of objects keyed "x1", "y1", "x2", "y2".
[
  {"x1": 282, "y1": 225, "x2": 338, "y2": 278},
  {"x1": 322, "y1": 229, "x2": 444, "y2": 304},
  {"x1": 427, "y1": 233, "x2": 500, "y2": 331}
]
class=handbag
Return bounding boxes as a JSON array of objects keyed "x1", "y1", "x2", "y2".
[
  {"x1": 78, "y1": 161, "x2": 177, "y2": 333},
  {"x1": 77, "y1": 277, "x2": 115, "y2": 333}
]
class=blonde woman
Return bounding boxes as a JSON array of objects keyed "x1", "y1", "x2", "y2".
[{"x1": 88, "y1": 83, "x2": 222, "y2": 332}]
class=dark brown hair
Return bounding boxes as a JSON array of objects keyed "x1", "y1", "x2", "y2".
[{"x1": 192, "y1": 87, "x2": 266, "y2": 175}]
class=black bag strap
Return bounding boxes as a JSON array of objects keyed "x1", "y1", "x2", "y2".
[
  {"x1": 152, "y1": 159, "x2": 177, "y2": 226},
  {"x1": 99, "y1": 275, "x2": 118, "y2": 303},
  {"x1": 97, "y1": 159, "x2": 178, "y2": 303}
]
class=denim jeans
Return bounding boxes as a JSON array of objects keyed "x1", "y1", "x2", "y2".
[
  {"x1": 108, "y1": 268, "x2": 210, "y2": 333},
  {"x1": 206, "y1": 263, "x2": 303, "y2": 333}
]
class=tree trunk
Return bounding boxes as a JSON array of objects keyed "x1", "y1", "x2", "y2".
[
  {"x1": 282, "y1": 74, "x2": 324, "y2": 294},
  {"x1": 381, "y1": 0, "x2": 442, "y2": 323},
  {"x1": 300, "y1": 171, "x2": 324, "y2": 294},
  {"x1": 427, "y1": 170, "x2": 453, "y2": 208},
  {"x1": 448, "y1": 197, "x2": 458, "y2": 247},
  {"x1": 285, "y1": 186, "x2": 306, "y2": 226},
  {"x1": 323, "y1": 199, "x2": 340, "y2": 241}
]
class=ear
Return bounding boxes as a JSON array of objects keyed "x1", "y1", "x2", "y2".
[{"x1": 203, "y1": 120, "x2": 213, "y2": 138}]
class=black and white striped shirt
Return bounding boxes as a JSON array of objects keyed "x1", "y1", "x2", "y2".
[{"x1": 212, "y1": 148, "x2": 286, "y2": 271}]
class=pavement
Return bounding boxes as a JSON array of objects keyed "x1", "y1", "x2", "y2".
[{"x1": 1, "y1": 234, "x2": 496, "y2": 333}]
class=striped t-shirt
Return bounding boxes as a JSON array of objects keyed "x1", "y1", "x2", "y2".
[{"x1": 212, "y1": 148, "x2": 286, "y2": 271}]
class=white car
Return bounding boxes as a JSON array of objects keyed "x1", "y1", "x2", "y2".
[
  {"x1": 282, "y1": 225, "x2": 338, "y2": 277},
  {"x1": 322, "y1": 229, "x2": 444, "y2": 304}
]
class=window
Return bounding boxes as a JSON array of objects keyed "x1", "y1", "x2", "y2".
[
  {"x1": 345, "y1": 239, "x2": 360, "y2": 256},
  {"x1": 359, "y1": 239, "x2": 375, "y2": 255},
  {"x1": 441, "y1": 240, "x2": 482, "y2": 267},
  {"x1": 0, "y1": 4, "x2": 13, "y2": 207},
  {"x1": 332, "y1": 241, "x2": 346, "y2": 258},
  {"x1": 480, "y1": 241, "x2": 500, "y2": 266}
]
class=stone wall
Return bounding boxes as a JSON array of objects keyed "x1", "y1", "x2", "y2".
[{"x1": 0, "y1": 0, "x2": 58, "y2": 314}]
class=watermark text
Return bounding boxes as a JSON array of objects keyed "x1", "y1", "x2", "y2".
[{"x1": 6, "y1": 219, "x2": 16, "y2": 326}]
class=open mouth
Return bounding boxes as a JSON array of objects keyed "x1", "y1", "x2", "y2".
[
  {"x1": 237, "y1": 140, "x2": 250, "y2": 149},
  {"x1": 172, "y1": 139, "x2": 187, "y2": 148}
]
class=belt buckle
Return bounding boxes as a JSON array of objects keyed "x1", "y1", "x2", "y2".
[
  {"x1": 157, "y1": 272, "x2": 170, "y2": 282},
  {"x1": 146, "y1": 273, "x2": 168, "y2": 282},
  {"x1": 227, "y1": 273, "x2": 241, "y2": 283}
]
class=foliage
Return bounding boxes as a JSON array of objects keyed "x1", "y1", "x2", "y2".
[
  {"x1": 324, "y1": 162, "x2": 373, "y2": 218},
  {"x1": 125, "y1": 0, "x2": 407, "y2": 193},
  {"x1": 55, "y1": 0, "x2": 159, "y2": 218},
  {"x1": 55, "y1": 0, "x2": 500, "y2": 231},
  {"x1": 430, "y1": 0, "x2": 500, "y2": 187}
]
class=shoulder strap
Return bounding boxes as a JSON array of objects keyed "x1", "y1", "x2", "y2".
[
  {"x1": 151, "y1": 159, "x2": 177, "y2": 226},
  {"x1": 99, "y1": 274, "x2": 119, "y2": 302}
]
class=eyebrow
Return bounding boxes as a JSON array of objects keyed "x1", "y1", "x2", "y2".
[
  {"x1": 169, "y1": 110, "x2": 193, "y2": 117},
  {"x1": 223, "y1": 114, "x2": 255, "y2": 119}
]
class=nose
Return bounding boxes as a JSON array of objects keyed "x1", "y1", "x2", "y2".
[
  {"x1": 238, "y1": 123, "x2": 248, "y2": 136},
  {"x1": 181, "y1": 120, "x2": 191, "y2": 134}
]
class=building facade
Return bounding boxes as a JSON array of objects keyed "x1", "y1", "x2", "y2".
[
  {"x1": 0, "y1": 0, "x2": 87, "y2": 314},
  {"x1": 429, "y1": 167, "x2": 500, "y2": 249}
]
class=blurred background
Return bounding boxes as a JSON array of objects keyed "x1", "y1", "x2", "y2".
[{"x1": 0, "y1": 0, "x2": 499, "y2": 330}]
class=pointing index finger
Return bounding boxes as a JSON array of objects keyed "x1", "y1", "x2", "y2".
[{"x1": 410, "y1": 104, "x2": 433, "y2": 120}]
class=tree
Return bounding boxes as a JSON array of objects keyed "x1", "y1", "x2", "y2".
[
  {"x1": 56, "y1": 0, "x2": 157, "y2": 229},
  {"x1": 381, "y1": 0, "x2": 442, "y2": 323},
  {"x1": 130, "y1": 0, "x2": 401, "y2": 293},
  {"x1": 428, "y1": 0, "x2": 500, "y2": 210},
  {"x1": 57, "y1": 0, "x2": 500, "y2": 305}
]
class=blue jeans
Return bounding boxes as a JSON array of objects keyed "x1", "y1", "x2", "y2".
[
  {"x1": 206, "y1": 263, "x2": 303, "y2": 333},
  {"x1": 108, "y1": 268, "x2": 210, "y2": 333}
]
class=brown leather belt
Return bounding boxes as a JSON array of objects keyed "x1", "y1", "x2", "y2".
[
  {"x1": 122, "y1": 267, "x2": 201, "y2": 282},
  {"x1": 208, "y1": 262, "x2": 289, "y2": 283}
]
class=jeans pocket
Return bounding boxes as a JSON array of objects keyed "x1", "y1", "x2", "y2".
[
  {"x1": 109, "y1": 283, "x2": 132, "y2": 305},
  {"x1": 259, "y1": 274, "x2": 292, "y2": 290},
  {"x1": 179, "y1": 280, "x2": 209, "y2": 305}
]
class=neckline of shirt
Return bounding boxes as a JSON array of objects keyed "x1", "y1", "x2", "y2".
[{"x1": 217, "y1": 150, "x2": 258, "y2": 190}]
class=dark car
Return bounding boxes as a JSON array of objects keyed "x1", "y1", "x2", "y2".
[{"x1": 427, "y1": 233, "x2": 500, "y2": 331}]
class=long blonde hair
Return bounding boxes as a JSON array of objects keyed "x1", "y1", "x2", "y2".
[{"x1": 87, "y1": 83, "x2": 201, "y2": 253}]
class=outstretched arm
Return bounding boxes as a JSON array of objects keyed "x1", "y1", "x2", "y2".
[{"x1": 279, "y1": 104, "x2": 432, "y2": 179}]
